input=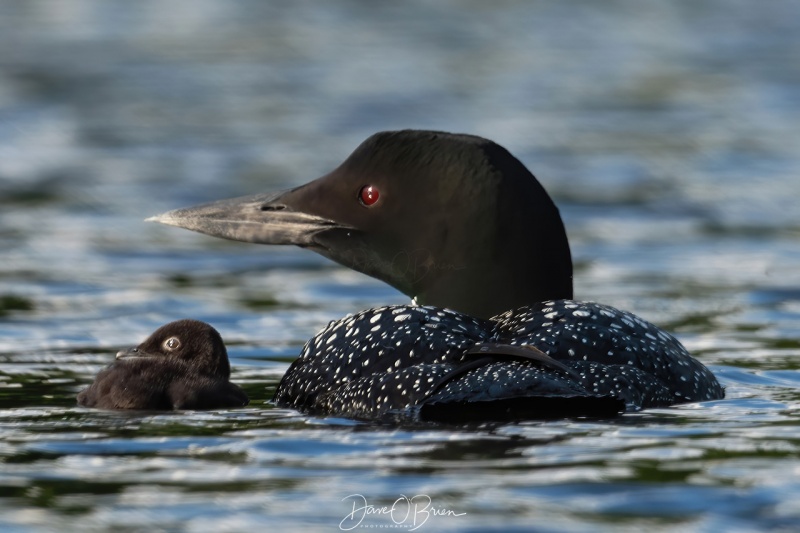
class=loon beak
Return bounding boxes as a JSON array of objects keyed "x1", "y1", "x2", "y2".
[
  {"x1": 147, "y1": 190, "x2": 351, "y2": 247},
  {"x1": 115, "y1": 348, "x2": 159, "y2": 360}
]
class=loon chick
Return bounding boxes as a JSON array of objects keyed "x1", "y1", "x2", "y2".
[
  {"x1": 148, "y1": 130, "x2": 724, "y2": 421},
  {"x1": 78, "y1": 319, "x2": 249, "y2": 410}
]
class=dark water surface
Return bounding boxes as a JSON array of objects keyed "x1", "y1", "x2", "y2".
[{"x1": 2, "y1": 2, "x2": 800, "y2": 531}]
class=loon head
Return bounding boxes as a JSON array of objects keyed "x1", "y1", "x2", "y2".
[
  {"x1": 149, "y1": 130, "x2": 573, "y2": 319},
  {"x1": 115, "y1": 319, "x2": 231, "y2": 379}
]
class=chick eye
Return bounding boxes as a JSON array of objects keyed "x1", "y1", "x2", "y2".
[
  {"x1": 358, "y1": 185, "x2": 380, "y2": 207},
  {"x1": 163, "y1": 337, "x2": 181, "y2": 351}
]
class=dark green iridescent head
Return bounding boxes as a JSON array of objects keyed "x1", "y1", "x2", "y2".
[{"x1": 149, "y1": 130, "x2": 573, "y2": 319}]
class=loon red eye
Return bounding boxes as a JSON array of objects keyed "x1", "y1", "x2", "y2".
[{"x1": 359, "y1": 185, "x2": 380, "y2": 206}]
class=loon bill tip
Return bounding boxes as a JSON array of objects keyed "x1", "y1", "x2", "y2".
[{"x1": 146, "y1": 211, "x2": 178, "y2": 225}]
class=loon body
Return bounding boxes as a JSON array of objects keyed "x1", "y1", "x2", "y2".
[
  {"x1": 273, "y1": 301, "x2": 720, "y2": 421},
  {"x1": 150, "y1": 130, "x2": 724, "y2": 421},
  {"x1": 78, "y1": 319, "x2": 248, "y2": 410}
]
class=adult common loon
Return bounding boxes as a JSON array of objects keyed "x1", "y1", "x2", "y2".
[
  {"x1": 149, "y1": 130, "x2": 724, "y2": 421},
  {"x1": 78, "y1": 319, "x2": 248, "y2": 410}
]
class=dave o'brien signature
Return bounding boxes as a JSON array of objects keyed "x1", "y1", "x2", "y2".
[{"x1": 340, "y1": 493, "x2": 466, "y2": 531}]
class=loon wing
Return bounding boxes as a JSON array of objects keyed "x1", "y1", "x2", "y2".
[{"x1": 419, "y1": 342, "x2": 624, "y2": 422}]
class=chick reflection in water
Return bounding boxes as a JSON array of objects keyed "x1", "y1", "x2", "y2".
[{"x1": 78, "y1": 319, "x2": 249, "y2": 410}]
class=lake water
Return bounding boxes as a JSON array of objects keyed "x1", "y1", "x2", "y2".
[{"x1": 1, "y1": 1, "x2": 800, "y2": 531}]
